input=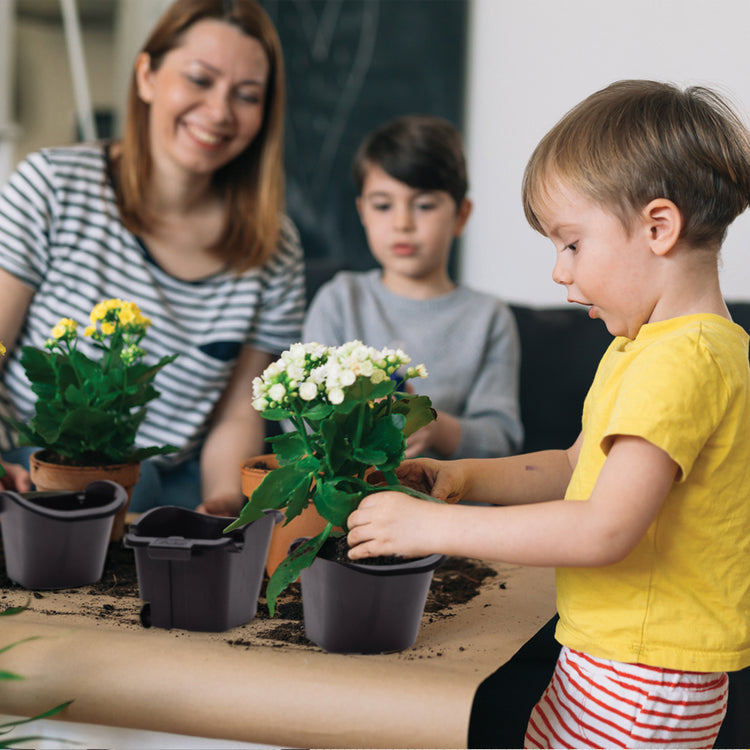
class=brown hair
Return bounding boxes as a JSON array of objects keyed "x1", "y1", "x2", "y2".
[
  {"x1": 115, "y1": 0, "x2": 285, "y2": 272},
  {"x1": 522, "y1": 80, "x2": 750, "y2": 250},
  {"x1": 352, "y1": 115, "x2": 468, "y2": 208}
]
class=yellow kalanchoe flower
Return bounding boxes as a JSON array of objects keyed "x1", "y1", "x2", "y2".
[
  {"x1": 90, "y1": 298, "x2": 123, "y2": 323},
  {"x1": 0, "y1": 341, "x2": 5, "y2": 356},
  {"x1": 51, "y1": 318, "x2": 78, "y2": 340}
]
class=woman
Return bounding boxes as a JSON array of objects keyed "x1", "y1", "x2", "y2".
[{"x1": 0, "y1": 0, "x2": 305, "y2": 512}]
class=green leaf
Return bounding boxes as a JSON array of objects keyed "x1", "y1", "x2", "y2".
[
  {"x1": 267, "y1": 430, "x2": 307, "y2": 463},
  {"x1": 253, "y1": 465, "x2": 314, "y2": 511},
  {"x1": 266, "y1": 525, "x2": 331, "y2": 616},
  {"x1": 0, "y1": 599, "x2": 30, "y2": 617},
  {"x1": 18, "y1": 346, "x2": 55, "y2": 385},
  {"x1": 312, "y1": 479, "x2": 361, "y2": 527},
  {"x1": 223, "y1": 500, "x2": 266, "y2": 532},
  {"x1": 351, "y1": 445, "x2": 388, "y2": 465},
  {"x1": 394, "y1": 394, "x2": 437, "y2": 437}
]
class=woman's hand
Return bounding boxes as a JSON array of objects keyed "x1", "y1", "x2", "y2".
[
  {"x1": 196, "y1": 494, "x2": 245, "y2": 516},
  {"x1": 0, "y1": 461, "x2": 31, "y2": 492}
]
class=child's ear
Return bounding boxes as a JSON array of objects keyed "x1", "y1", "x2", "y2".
[
  {"x1": 642, "y1": 199, "x2": 682, "y2": 256},
  {"x1": 453, "y1": 198, "x2": 473, "y2": 237}
]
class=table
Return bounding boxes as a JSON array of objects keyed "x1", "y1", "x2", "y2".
[{"x1": 0, "y1": 545, "x2": 555, "y2": 748}]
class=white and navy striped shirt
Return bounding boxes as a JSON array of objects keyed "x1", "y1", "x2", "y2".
[{"x1": 0, "y1": 144, "x2": 306, "y2": 463}]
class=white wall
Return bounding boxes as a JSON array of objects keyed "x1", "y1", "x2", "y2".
[{"x1": 462, "y1": 0, "x2": 750, "y2": 306}]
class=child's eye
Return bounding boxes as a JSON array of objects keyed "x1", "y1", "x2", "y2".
[
  {"x1": 566, "y1": 242, "x2": 579, "y2": 252},
  {"x1": 415, "y1": 201, "x2": 437, "y2": 212},
  {"x1": 372, "y1": 202, "x2": 391, "y2": 212}
]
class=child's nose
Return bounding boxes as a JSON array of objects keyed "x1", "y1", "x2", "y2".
[
  {"x1": 393, "y1": 205, "x2": 415, "y2": 230},
  {"x1": 552, "y1": 253, "x2": 571, "y2": 286}
]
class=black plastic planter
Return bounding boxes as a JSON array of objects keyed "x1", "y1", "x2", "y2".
[
  {"x1": 124, "y1": 506, "x2": 281, "y2": 632},
  {"x1": 0, "y1": 481, "x2": 127, "y2": 590},
  {"x1": 300, "y1": 551, "x2": 445, "y2": 654}
]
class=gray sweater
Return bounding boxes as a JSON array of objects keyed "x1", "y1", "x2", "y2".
[{"x1": 303, "y1": 270, "x2": 523, "y2": 459}]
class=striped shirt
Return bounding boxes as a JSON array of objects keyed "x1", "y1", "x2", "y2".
[{"x1": 0, "y1": 144, "x2": 306, "y2": 464}]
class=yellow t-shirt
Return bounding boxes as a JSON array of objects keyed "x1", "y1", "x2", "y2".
[{"x1": 556, "y1": 314, "x2": 750, "y2": 671}]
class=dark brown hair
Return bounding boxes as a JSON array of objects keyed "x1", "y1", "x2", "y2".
[
  {"x1": 522, "y1": 80, "x2": 750, "y2": 250},
  {"x1": 116, "y1": 0, "x2": 285, "y2": 271},
  {"x1": 352, "y1": 115, "x2": 468, "y2": 208}
]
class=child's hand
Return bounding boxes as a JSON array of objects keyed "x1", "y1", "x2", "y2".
[
  {"x1": 396, "y1": 458, "x2": 466, "y2": 504},
  {"x1": 347, "y1": 491, "x2": 440, "y2": 560},
  {"x1": 0, "y1": 461, "x2": 31, "y2": 492}
]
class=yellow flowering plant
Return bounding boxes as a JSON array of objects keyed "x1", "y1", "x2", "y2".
[{"x1": 11, "y1": 299, "x2": 178, "y2": 465}]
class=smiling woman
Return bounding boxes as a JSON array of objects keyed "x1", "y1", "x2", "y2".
[{"x1": 0, "y1": 0, "x2": 306, "y2": 514}]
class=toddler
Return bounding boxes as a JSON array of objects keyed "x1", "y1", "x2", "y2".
[{"x1": 347, "y1": 80, "x2": 750, "y2": 748}]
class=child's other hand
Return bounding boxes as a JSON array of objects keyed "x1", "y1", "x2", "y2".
[
  {"x1": 396, "y1": 458, "x2": 466, "y2": 504},
  {"x1": 0, "y1": 461, "x2": 31, "y2": 492},
  {"x1": 347, "y1": 491, "x2": 439, "y2": 560}
]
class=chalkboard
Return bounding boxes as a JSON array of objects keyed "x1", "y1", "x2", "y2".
[{"x1": 260, "y1": 0, "x2": 468, "y2": 298}]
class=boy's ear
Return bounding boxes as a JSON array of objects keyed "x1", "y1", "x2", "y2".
[
  {"x1": 453, "y1": 198, "x2": 473, "y2": 237},
  {"x1": 642, "y1": 199, "x2": 682, "y2": 256},
  {"x1": 134, "y1": 53, "x2": 155, "y2": 103}
]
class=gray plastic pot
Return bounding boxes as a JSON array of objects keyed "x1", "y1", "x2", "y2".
[
  {"x1": 124, "y1": 506, "x2": 282, "y2": 632},
  {"x1": 0, "y1": 481, "x2": 127, "y2": 589},
  {"x1": 300, "y1": 547, "x2": 445, "y2": 654}
]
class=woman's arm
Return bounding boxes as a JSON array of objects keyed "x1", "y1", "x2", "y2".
[
  {"x1": 0, "y1": 267, "x2": 35, "y2": 368},
  {"x1": 349, "y1": 434, "x2": 677, "y2": 567},
  {"x1": 198, "y1": 346, "x2": 274, "y2": 514}
]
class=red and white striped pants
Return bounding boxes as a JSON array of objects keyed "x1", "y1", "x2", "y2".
[{"x1": 524, "y1": 646, "x2": 728, "y2": 749}]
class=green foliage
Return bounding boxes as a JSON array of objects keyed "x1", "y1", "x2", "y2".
[
  {"x1": 0, "y1": 600, "x2": 74, "y2": 748},
  {"x1": 10, "y1": 300, "x2": 177, "y2": 466},
  {"x1": 225, "y1": 341, "x2": 438, "y2": 614}
]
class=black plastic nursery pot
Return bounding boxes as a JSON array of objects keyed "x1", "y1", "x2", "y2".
[
  {"x1": 124, "y1": 506, "x2": 282, "y2": 632},
  {"x1": 300, "y1": 551, "x2": 445, "y2": 654},
  {"x1": 0, "y1": 481, "x2": 127, "y2": 590}
]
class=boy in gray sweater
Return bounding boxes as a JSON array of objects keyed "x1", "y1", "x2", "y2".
[{"x1": 303, "y1": 116, "x2": 523, "y2": 459}]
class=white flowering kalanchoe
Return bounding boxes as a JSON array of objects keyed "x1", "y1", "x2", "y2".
[{"x1": 251, "y1": 340, "x2": 427, "y2": 412}]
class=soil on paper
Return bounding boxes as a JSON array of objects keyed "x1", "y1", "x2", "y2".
[{"x1": 0, "y1": 534, "x2": 502, "y2": 651}]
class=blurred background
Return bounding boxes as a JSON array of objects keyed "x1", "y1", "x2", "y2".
[{"x1": 2, "y1": 0, "x2": 749, "y2": 307}]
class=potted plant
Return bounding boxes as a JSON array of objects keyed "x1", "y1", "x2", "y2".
[
  {"x1": 227, "y1": 340, "x2": 445, "y2": 653},
  {"x1": 10, "y1": 298, "x2": 177, "y2": 540}
]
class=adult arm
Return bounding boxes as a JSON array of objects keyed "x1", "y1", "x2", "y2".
[
  {"x1": 198, "y1": 345, "x2": 273, "y2": 513},
  {"x1": 0, "y1": 267, "x2": 35, "y2": 368},
  {"x1": 349, "y1": 434, "x2": 677, "y2": 566}
]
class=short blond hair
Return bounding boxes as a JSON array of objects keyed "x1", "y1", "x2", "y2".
[{"x1": 522, "y1": 80, "x2": 750, "y2": 249}]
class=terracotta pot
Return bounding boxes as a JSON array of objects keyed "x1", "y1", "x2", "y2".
[
  {"x1": 241, "y1": 454, "x2": 334, "y2": 577},
  {"x1": 29, "y1": 450, "x2": 141, "y2": 542}
]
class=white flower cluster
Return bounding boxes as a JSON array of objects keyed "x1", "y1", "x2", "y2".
[{"x1": 251, "y1": 340, "x2": 428, "y2": 411}]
